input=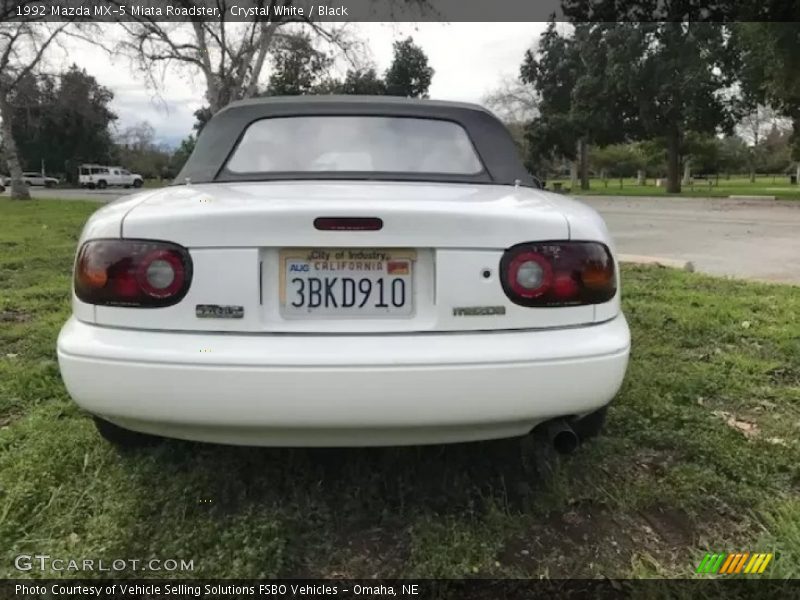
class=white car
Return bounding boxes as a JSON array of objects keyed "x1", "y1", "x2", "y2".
[
  {"x1": 57, "y1": 96, "x2": 630, "y2": 450},
  {"x1": 2, "y1": 172, "x2": 59, "y2": 187},
  {"x1": 78, "y1": 165, "x2": 144, "y2": 189}
]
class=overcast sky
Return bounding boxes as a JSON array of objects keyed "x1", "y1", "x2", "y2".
[{"x1": 61, "y1": 22, "x2": 546, "y2": 148}]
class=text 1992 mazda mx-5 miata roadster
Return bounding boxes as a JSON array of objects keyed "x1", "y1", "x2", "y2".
[{"x1": 57, "y1": 96, "x2": 630, "y2": 450}]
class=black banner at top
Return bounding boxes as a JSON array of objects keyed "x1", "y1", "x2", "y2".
[{"x1": 1, "y1": 0, "x2": 800, "y2": 22}]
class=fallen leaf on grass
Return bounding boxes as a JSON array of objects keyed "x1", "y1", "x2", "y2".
[
  {"x1": 711, "y1": 410, "x2": 760, "y2": 438},
  {"x1": 727, "y1": 417, "x2": 758, "y2": 437},
  {"x1": 766, "y1": 438, "x2": 788, "y2": 447}
]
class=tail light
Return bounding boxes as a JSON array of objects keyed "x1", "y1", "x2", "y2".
[
  {"x1": 500, "y1": 241, "x2": 616, "y2": 307},
  {"x1": 74, "y1": 239, "x2": 192, "y2": 307}
]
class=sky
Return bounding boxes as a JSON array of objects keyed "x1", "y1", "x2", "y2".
[{"x1": 60, "y1": 22, "x2": 546, "y2": 148}]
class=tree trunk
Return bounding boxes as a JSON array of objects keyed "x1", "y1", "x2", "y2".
[
  {"x1": 569, "y1": 159, "x2": 578, "y2": 190},
  {"x1": 637, "y1": 169, "x2": 646, "y2": 186},
  {"x1": 666, "y1": 129, "x2": 681, "y2": 194},
  {"x1": 579, "y1": 138, "x2": 590, "y2": 190},
  {"x1": 682, "y1": 158, "x2": 692, "y2": 185},
  {"x1": 796, "y1": 163, "x2": 800, "y2": 184},
  {"x1": 0, "y1": 96, "x2": 30, "y2": 200}
]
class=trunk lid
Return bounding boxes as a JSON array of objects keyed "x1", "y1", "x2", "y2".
[{"x1": 121, "y1": 181, "x2": 568, "y2": 248}]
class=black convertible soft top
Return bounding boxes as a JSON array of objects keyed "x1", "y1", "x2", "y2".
[{"x1": 174, "y1": 95, "x2": 537, "y2": 188}]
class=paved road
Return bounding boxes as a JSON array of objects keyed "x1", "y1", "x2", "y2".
[
  {"x1": 5, "y1": 188, "x2": 799, "y2": 284},
  {"x1": 578, "y1": 196, "x2": 800, "y2": 284},
  {"x1": 0, "y1": 187, "x2": 135, "y2": 201}
]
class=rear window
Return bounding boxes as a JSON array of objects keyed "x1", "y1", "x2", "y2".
[{"x1": 225, "y1": 116, "x2": 484, "y2": 176}]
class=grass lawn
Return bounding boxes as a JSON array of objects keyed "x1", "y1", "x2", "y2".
[
  {"x1": 1, "y1": 198, "x2": 799, "y2": 579},
  {"x1": 547, "y1": 175, "x2": 800, "y2": 200}
]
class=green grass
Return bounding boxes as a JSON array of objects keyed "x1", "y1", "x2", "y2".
[
  {"x1": 1, "y1": 198, "x2": 799, "y2": 579},
  {"x1": 547, "y1": 175, "x2": 800, "y2": 199}
]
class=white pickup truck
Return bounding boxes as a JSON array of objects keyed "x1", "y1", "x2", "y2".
[{"x1": 79, "y1": 165, "x2": 144, "y2": 189}]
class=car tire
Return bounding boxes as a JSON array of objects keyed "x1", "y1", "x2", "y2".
[
  {"x1": 571, "y1": 406, "x2": 608, "y2": 441},
  {"x1": 93, "y1": 416, "x2": 159, "y2": 448},
  {"x1": 45, "y1": 181, "x2": 55, "y2": 188},
  {"x1": 87, "y1": 183, "x2": 96, "y2": 190},
  {"x1": 97, "y1": 180, "x2": 108, "y2": 190},
  {"x1": 133, "y1": 179, "x2": 143, "y2": 188}
]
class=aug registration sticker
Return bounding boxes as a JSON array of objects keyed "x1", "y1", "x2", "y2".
[{"x1": 279, "y1": 248, "x2": 416, "y2": 319}]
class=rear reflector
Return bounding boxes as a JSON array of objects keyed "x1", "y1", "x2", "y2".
[
  {"x1": 74, "y1": 239, "x2": 192, "y2": 307},
  {"x1": 314, "y1": 217, "x2": 383, "y2": 231},
  {"x1": 500, "y1": 241, "x2": 616, "y2": 307}
]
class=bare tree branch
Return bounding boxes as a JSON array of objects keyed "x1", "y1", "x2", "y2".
[{"x1": 114, "y1": 0, "x2": 365, "y2": 114}]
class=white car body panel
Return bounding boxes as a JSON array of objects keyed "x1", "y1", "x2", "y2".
[{"x1": 58, "y1": 313, "x2": 629, "y2": 446}]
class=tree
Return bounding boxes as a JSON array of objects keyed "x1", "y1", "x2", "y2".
[
  {"x1": 520, "y1": 22, "x2": 635, "y2": 189},
  {"x1": 603, "y1": 23, "x2": 738, "y2": 193},
  {"x1": 590, "y1": 144, "x2": 645, "y2": 180},
  {"x1": 118, "y1": 5, "x2": 359, "y2": 115},
  {"x1": 384, "y1": 37, "x2": 433, "y2": 98},
  {"x1": 734, "y1": 23, "x2": 800, "y2": 179},
  {"x1": 115, "y1": 121, "x2": 172, "y2": 179},
  {"x1": 758, "y1": 124, "x2": 794, "y2": 175},
  {"x1": 717, "y1": 135, "x2": 750, "y2": 177},
  {"x1": 170, "y1": 135, "x2": 196, "y2": 176},
  {"x1": 264, "y1": 35, "x2": 434, "y2": 98},
  {"x1": 14, "y1": 66, "x2": 117, "y2": 184},
  {"x1": 0, "y1": 21, "x2": 70, "y2": 199},
  {"x1": 192, "y1": 106, "x2": 213, "y2": 134},
  {"x1": 263, "y1": 32, "x2": 333, "y2": 96},
  {"x1": 682, "y1": 133, "x2": 720, "y2": 179},
  {"x1": 336, "y1": 68, "x2": 387, "y2": 95},
  {"x1": 483, "y1": 77, "x2": 538, "y2": 124},
  {"x1": 737, "y1": 105, "x2": 787, "y2": 181}
]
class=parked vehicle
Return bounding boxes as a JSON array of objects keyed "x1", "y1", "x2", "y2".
[
  {"x1": 57, "y1": 96, "x2": 630, "y2": 450},
  {"x1": 2, "y1": 172, "x2": 59, "y2": 187},
  {"x1": 79, "y1": 164, "x2": 143, "y2": 189}
]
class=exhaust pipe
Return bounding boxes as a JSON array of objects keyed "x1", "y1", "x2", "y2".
[{"x1": 545, "y1": 418, "x2": 580, "y2": 454}]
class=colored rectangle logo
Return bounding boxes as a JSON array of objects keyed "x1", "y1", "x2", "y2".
[{"x1": 696, "y1": 552, "x2": 774, "y2": 575}]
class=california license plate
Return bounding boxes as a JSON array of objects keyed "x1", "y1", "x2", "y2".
[{"x1": 280, "y1": 248, "x2": 416, "y2": 318}]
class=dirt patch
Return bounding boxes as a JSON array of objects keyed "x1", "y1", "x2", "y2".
[
  {"x1": 498, "y1": 501, "x2": 704, "y2": 577},
  {"x1": 638, "y1": 506, "x2": 695, "y2": 547},
  {"x1": 0, "y1": 309, "x2": 32, "y2": 323},
  {"x1": 304, "y1": 523, "x2": 410, "y2": 578},
  {"x1": 768, "y1": 367, "x2": 800, "y2": 387},
  {"x1": 633, "y1": 448, "x2": 681, "y2": 477},
  {"x1": 0, "y1": 412, "x2": 23, "y2": 429}
]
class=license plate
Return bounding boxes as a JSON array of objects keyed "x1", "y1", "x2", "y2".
[{"x1": 280, "y1": 248, "x2": 416, "y2": 318}]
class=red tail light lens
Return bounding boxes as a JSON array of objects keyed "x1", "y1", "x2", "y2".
[
  {"x1": 314, "y1": 217, "x2": 383, "y2": 231},
  {"x1": 74, "y1": 240, "x2": 192, "y2": 307},
  {"x1": 500, "y1": 242, "x2": 616, "y2": 307}
]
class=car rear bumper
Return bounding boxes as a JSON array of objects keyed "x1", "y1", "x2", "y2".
[{"x1": 57, "y1": 315, "x2": 631, "y2": 446}]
